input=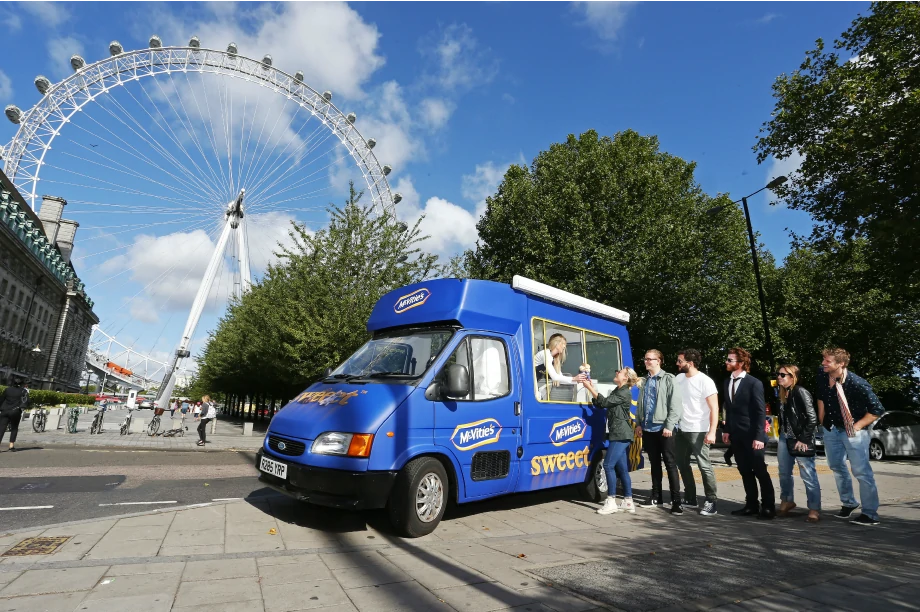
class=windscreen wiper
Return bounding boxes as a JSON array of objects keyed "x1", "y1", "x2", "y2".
[
  {"x1": 364, "y1": 371, "x2": 415, "y2": 378},
  {"x1": 322, "y1": 373, "x2": 366, "y2": 383}
]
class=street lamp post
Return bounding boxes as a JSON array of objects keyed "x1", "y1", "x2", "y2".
[{"x1": 708, "y1": 176, "x2": 788, "y2": 375}]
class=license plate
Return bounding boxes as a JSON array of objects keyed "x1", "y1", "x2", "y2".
[{"x1": 260, "y1": 456, "x2": 287, "y2": 480}]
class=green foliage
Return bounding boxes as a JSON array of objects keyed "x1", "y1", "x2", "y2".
[
  {"x1": 465, "y1": 129, "x2": 770, "y2": 372},
  {"x1": 0, "y1": 386, "x2": 95, "y2": 406},
  {"x1": 196, "y1": 182, "x2": 445, "y2": 399},
  {"x1": 755, "y1": 2, "x2": 920, "y2": 299}
]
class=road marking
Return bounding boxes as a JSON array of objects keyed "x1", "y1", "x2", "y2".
[
  {"x1": 212, "y1": 498, "x2": 242, "y2": 502},
  {"x1": 0, "y1": 505, "x2": 54, "y2": 511},
  {"x1": 98, "y1": 501, "x2": 177, "y2": 507}
]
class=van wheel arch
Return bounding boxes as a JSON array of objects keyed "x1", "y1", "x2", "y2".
[
  {"x1": 577, "y1": 449, "x2": 609, "y2": 503},
  {"x1": 387, "y1": 453, "x2": 457, "y2": 538}
]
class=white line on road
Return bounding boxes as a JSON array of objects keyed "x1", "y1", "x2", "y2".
[
  {"x1": 0, "y1": 505, "x2": 54, "y2": 511},
  {"x1": 212, "y1": 498, "x2": 242, "y2": 501},
  {"x1": 98, "y1": 501, "x2": 177, "y2": 507}
]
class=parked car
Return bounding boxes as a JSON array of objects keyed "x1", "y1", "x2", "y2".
[
  {"x1": 137, "y1": 399, "x2": 154, "y2": 409},
  {"x1": 868, "y1": 411, "x2": 920, "y2": 460}
]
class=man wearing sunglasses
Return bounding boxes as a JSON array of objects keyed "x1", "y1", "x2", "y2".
[{"x1": 722, "y1": 347, "x2": 775, "y2": 519}]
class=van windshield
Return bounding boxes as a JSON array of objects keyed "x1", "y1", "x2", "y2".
[{"x1": 329, "y1": 328, "x2": 454, "y2": 382}]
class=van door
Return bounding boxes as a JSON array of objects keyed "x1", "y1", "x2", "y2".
[{"x1": 433, "y1": 333, "x2": 522, "y2": 500}]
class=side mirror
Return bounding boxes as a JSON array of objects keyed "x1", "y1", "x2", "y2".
[
  {"x1": 324, "y1": 367, "x2": 333, "y2": 377},
  {"x1": 424, "y1": 381, "x2": 442, "y2": 401},
  {"x1": 445, "y1": 364, "x2": 470, "y2": 399}
]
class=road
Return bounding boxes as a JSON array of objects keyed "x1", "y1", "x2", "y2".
[{"x1": 0, "y1": 446, "x2": 275, "y2": 531}]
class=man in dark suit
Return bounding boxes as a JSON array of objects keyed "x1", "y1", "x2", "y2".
[{"x1": 721, "y1": 347, "x2": 775, "y2": 519}]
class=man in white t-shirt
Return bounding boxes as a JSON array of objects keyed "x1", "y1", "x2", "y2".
[{"x1": 674, "y1": 349, "x2": 720, "y2": 516}]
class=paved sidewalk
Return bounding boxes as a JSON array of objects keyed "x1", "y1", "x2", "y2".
[
  {"x1": 2, "y1": 462, "x2": 920, "y2": 611},
  {"x1": 15, "y1": 408, "x2": 266, "y2": 451}
]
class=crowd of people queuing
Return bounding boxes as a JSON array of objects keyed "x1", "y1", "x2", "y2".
[
  {"x1": 584, "y1": 346, "x2": 885, "y2": 526},
  {"x1": 169, "y1": 396, "x2": 217, "y2": 446}
]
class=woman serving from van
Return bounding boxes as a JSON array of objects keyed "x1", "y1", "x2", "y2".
[{"x1": 534, "y1": 334, "x2": 587, "y2": 390}]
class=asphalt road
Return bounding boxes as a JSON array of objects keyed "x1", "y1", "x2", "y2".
[{"x1": 0, "y1": 446, "x2": 277, "y2": 532}]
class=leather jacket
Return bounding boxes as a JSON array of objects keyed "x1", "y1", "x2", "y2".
[{"x1": 778, "y1": 385, "x2": 817, "y2": 443}]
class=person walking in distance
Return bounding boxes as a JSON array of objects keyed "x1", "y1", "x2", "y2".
[
  {"x1": 636, "y1": 350, "x2": 684, "y2": 514},
  {"x1": 0, "y1": 377, "x2": 28, "y2": 452},
  {"x1": 674, "y1": 349, "x2": 720, "y2": 516},
  {"x1": 170, "y1": 399, "x2": 178, "y2": 418},
  {"x1": 817, "y1": 348, "x2": 885, "y2": 526},
  {"x1": 197, "y1": 395, "x2": 217, "y2": 447},
  {"x1": 722, "y1": 347, "x2": 775, "y2": 519},
  {"x1": 776, "y1": 365, "x2": 821, "y2": 523}
]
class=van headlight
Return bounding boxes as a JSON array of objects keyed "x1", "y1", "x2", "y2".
[{"x1": 311, "y1": 432, "x2": 374, "y2": 458}]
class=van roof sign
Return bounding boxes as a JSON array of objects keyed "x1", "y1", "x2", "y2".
[{"x1": 511, "y1": 275, "x2": 630, "y2": 323}]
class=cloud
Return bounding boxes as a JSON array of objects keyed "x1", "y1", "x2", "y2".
[
  {"x1": 764, "y1": 150, "x2": 803, "y2": 211},
  {"x1": 357, "y1": 81, "x2": 423, "y2": 173},
  {"x1": 501, "y1": 93, "x2": 516, "y2": 105},
  {"x1": 756, "y1": 13, "x2": 780, "y2": 25},
  {"x1": 47, "y1": 36, "x2": 84, "y2": 79},
  {"x1": 245, "y1": 211, "x2": 301, "y2": 270},
  {"x1": 422, "y1": 23, "x2": 498, "y2": 92},
  {"x1": 461, "y1": 157, "x2": 523, "y2": 203},
  {"x1": 21, "y1": 2, "x2": 71, "y2": 28},
  {"x1": 419, "y1": 98, "x2": 454, "y2": 130},
  {"x1": 3, "y1": 12, "x2": 22, "y2": 31},
  {"x1": 0, "y1": 70, "x2": 12, "y2": 102},
  {"x1": 571, "y1": 1, "x2": 636, "y2": 43}
]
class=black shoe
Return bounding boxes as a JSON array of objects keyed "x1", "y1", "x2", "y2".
[
  {"x1": 8, "y1": 448, "x2": 16, "y2": 452},
  {"x1": 724, "y1": 453, "x2": 733, "y2": 467},
  {"x1": 683, "y1": 496, "x2": 699, "y2": 508},
  {"x1": 850, "y1": 514, "x2": 880, "y2": 526},
  {"x1": 671, "y1": 504, "x2": 684, "y2": 515},
  {"x1": 758, "y1": 506, "x2": 776, "y2": 520},
  {"x1": 835, "y1": 505, "x2": 860, "y2": 519},
  {"x1": 731, "y1": 506, "x2": 760, "y2": 516}
]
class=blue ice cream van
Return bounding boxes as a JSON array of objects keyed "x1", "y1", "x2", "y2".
[{"x1": 256, "y1": 275, "x2": 637, "y2": 536}]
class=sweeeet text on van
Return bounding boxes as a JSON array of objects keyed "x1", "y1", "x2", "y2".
[{"x1": 257, "y1": 276, "x2": 637, "y2": 537}]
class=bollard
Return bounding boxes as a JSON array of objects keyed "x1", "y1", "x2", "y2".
[
  {"x1": 130, "y1": 417, "x2": 146, "y2": 433},
  {"x1": 46, "y1": 412, "x2": 62, "y2": 431},
  {"x1": 242, "y1": 422, "x2": 254, "y2": 436},
  {"x1": 211, "y1": 418, "x2": 217, "y2": 435}
]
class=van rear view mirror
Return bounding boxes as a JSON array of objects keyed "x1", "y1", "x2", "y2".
[
  {"x1": 445, "y1": 364, "x2": 470, "y2": 399},
  {"x1": 425, "y1": 381, "x2": 442, "y2": 401}
]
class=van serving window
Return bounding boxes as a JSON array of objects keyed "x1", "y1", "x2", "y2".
[
  {"x1": 440, "y1": 336, "x2": 511, "y2": 401},
  {"x1": 532, "y1": 317, "x2": 622, "y2": 404}
]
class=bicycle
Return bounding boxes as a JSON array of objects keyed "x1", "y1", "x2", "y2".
[
  {"x1": 89, "y1": 408, "x2": 105, "y2": 434},
  {"x1": 147, "y1": 407, "x2": 164, "y2": 436},
  {"x1": 31, "y1": 408, "x2": 47, "y2": 433},
  {"x1": 157, "y1": 415, "x2": 187, "y2": 437},
  {"x1": 67, "y1": 407, "x2": 80, "y2": 433},
  {"x1": 119, "y1": 408, "x2": 135, "y2": 435}
]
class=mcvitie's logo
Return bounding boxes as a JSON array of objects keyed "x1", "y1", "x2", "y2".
[
  {"x1": 450, "y1": 418, "x2": 502, "y2": 451},
  {"x1": 394, "y1": 288, "x2": 431, "y2": 314},
  {"x1": 549, "y1": 417, "x2": 586, "y2": 446}
]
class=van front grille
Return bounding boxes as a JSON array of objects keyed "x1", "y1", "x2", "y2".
[
  {"x1": 471, "y1": 450, "x2": 510, "y2": 481},
  {"x1": 268, "y1": 435, "x2": 306, "y2": 456}
]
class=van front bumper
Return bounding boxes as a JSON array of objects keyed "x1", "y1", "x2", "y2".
[{"x1": 255, "y1": 449, "x2": 397, "y2": 510}]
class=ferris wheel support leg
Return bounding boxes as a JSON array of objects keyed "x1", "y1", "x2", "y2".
[
  {"x1": 154, "y1": 217, "x2": 235, "y2": 406},
  {"x1": 237, "y1": 218, "x2": 252, "y2": 297}
]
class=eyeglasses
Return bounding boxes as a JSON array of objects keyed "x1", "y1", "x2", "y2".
[
  {"x1": 725, "y1": 359, "x2": 738, "y2": 363},
  {"x1": 644, "y1": 358, "x2": 659, "y2": 362},
  {"x1": 776, "y1": 373, "x2": 790, "y2": 379}
]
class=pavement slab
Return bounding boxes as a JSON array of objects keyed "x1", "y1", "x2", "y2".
[
  {"x1": 0, "y1": 590, "x2": 87, "y2": 612},
  {"x1": 0, "y1": 565, "x2": 108, "y2": 597}
]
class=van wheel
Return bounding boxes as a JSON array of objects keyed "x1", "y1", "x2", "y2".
[
  {"x1": 388, "y1": 457, "x2": 448, "y2": 538},
  {"x1": 577, "y1": 451, "x2": 609, "y2": 503}
]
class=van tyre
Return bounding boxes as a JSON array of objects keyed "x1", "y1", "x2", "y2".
[
  {"x1": 578, "y1": 451, "x2": 609, "y2": 503},
  {"x1": 388, "y1": 457, "x2": 448, "y2": 538}
]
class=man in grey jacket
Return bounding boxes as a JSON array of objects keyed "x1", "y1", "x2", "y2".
[{"x1": 636, "y1": 349, "x2": 684, "y2": 514}]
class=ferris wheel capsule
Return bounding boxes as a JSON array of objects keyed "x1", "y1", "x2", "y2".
[
  {"x1": 382, "y1": 165, "x2": 392, "y2": 176},
  {"x1": 346, "y1": 112, "x2": 356, "y2": 124},
  {"x1": 367, "y1": 138, "x2": 376, "y2": 149},
  {"x1": 4, "y1": 105, "x2": 21, "y2": 124},
  {"x1": 227, "y1": 42, "x2": 238, "y2": 55},
  {"x1": 109, "y1": 41, "x2": 124, "y2": 56},
  {"x1": 322, "y1": 91, "x2": 332, "y2": 102},
  {"x1": 393, "y1": 193, "x2": 403, "y2": 204},
  {"x1": 149, "y1": 35, "x2": 162, "y2": 49},
  {"x1": 189, "y1": 36, "x2": 200, "y2": 49},
  {"x1": 294, "y1": 70, "x2": 304, "y2": 82},
  {"x1": 70, "y1": 55, "x2": 86, "y2": 72},
  {"x1": 34, "y1": 76, "x2": 52, "y2": 95},
  {"x1": 262, "y1": 54, "x2": 272, "y2": 68}
]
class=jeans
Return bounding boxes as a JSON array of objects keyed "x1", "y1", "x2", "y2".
[
  {"x1": 198, "y1": 418, "x2": 212, "y2": 443},
  {"x1": 732, "y1": 435, "x2": 775, "y2": 508},
  {"x1": 822, "y1": 425, "x2": 879, "y2": 519},
  {"x1": 643, "y1": 430, "x2": 680, "y2": 503},
  {"x1": 675, "y1": 431, "x2": 718, "y2": 502},
  {"x1": 777, "y1": 433, "x2": 821, "y2": 510},
  {"x1": 604, "y1": 440, "x2": 633, "y2": 498}
]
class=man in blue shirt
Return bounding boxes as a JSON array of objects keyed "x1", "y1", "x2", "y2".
[
  {"x1": 636, "y1": 349, "x2": 684, "y2": 514},
  {"x1": 817, "y1": 347, "x2": 885, "y2": 526}
]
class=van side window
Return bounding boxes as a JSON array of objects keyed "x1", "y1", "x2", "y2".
[
  {"x1": 585, "y1": 331, "x2": 622, "y2": 390},
  {"x1": 440, "y1": 336, "x2": 511, "y2": 402}
]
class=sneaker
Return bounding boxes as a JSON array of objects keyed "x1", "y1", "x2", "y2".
[
  {"x1": 850, "y1": 514, "x2": 880, "y2": 526},
  {"x1": 700, "y1": 500, "x2": 718, "y2": 516},
  {"x1": 683, "y1": 496, "x2": 699, "y2": 508},
  {"x1": 670, "y1": 504, "x2": 684, "y2": 516},
  {"x1": 597, "y1": 497, "x2": 619, "y2": 515},
  {"x1": 621, "y1": 498, "x2": 636, "y2": 514},
  {"x1": 835, "y1": 505, "x2": 860, "y2": 519}
]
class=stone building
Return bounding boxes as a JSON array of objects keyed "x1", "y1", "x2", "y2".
[{"x1": 0, "y1": 170, "x2": 97, "y2": 392}]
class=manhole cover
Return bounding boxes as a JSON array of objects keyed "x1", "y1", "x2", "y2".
[{"x1": 2, "y1": 536, "x2": 71, "y2": 556}]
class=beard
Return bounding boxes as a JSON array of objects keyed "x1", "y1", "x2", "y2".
[{"x1": 678, "y1": 364, "x2": 689, "y2": 374}]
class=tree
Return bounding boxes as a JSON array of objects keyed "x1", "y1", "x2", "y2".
[
  {"x1": 196, "y1": 183, "x2": 443, "y2": 401},
  {"x1": 755, "y1": 2, "x2": 920, "y2": 299},
  {"x1": 465, "y1": 129, "x2": 772, "y2": 373}
]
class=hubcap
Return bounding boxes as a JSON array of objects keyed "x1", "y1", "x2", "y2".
[
  {"x1": 596, "y1": 460, "x2": 608, "y2": 493},
  {"x1": 415, "y1": 472, "x2": 444, "y2": 523},
  {"x1": 870, "y1": 443, "x2": 882, "y2": 460}
]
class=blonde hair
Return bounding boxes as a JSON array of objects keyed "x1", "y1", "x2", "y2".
[
  {"x1": 547, "y1": 334, "x2": 567, "y2": 374},
  {"x1": 777, "y1": 365, "x2": 799, "y2": 403},
  {"x1": 621, "y1": 367, "x2": 640, "y2": 388}
]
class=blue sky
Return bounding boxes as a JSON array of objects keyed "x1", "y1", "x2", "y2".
[{"x1": 0, "y1": 1, "x2": 865, "y2": 371}]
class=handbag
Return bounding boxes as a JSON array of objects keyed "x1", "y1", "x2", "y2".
[{"x1": 785, "y1": 437, "x2": 816, "y2": 458}]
